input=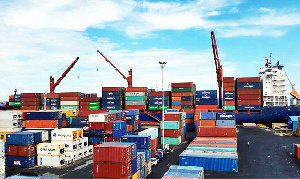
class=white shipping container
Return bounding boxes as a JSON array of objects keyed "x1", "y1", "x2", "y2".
[
  {"x1": 0, "y1": 141, "x2": 4, "y2": 158},
  {"x1": 60, "y1": 101, "x2": 79, "y2": 106},
  {"x1": 37, "y1": 143, "x2": 65, "y2": 156},
  {"x1": 77, "y1": 148, "x2": 84, "y2": 159},
  {"x1": 0, "y1": 111, "x2": 22, "y2": 120},
  {"x1": 125, "y1": 92, "x2": 146, "y2": 96},
  {"x1": 25, "y1": 130, "x2": 49, "y2": 142},
  {"x1": 88, "y1": 145, "x2": 93, "y2": 155},
  {"x1": 0, "y1": 127, "x2": 20, "y2": 133},
  {"x1": 0, "y1": 119, "x2": 22, "y2": 128},
  {"x1": 57, "y1": 140, "x2": 78, "y2": 151},
  {"x1": 138, "y1": 128, "x2": 158, "y2": 139},
  {"x1": 88, "y1": 113, "x2": 109, "y2": 122},
  {"x1": 83, "y1": 146, "x2": 89, "y2": 157},
  {"x1": 51, "y1": 128, "x2": 80, "y2": 141},
  {"x1": 37, "y1": 155, "x2": 65, "y2": 167},
  {"x1": 82, "y1": 137, "x2": 88, "y2": 147}
]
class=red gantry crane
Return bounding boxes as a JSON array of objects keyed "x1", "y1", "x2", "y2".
[
  {"x1": 97, "y1": 50, "x2": 132, "y2": 87},
  {"x1": 211, "y1": 31, "x2": 223, "y2": 109},
  {"x1": 50, "y1": 57, "x2": 79, "y2": 93}
]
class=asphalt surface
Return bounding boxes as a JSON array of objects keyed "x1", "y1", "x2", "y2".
[{"x1": 5, "y1": 126, "x2": 300, "y2": 178}]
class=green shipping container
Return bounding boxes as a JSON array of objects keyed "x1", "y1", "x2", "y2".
[
  {"x1": 9, "y1": 102, "x2": 21, "y2": 106},
  {"x1": 89, "y1": 106, "x2": 100, "y2": 110},
  {"x1": 89, "y1": 102, "x2": 100, "y2": 106},
  {"x1": 171, "y1": 87, "x2": 193, "y2": 92},
  {"x1": 161, "y1": 137, "x2": 180, "y2": 145},
  {"x1": 61, "y1": 105, "x2": 79, "y2": 110},
  {"x1": 158, "y1": 105, "x2": 169, "y2": 110},
  {"x1": 186, "y1": 146, "x2": 237, "y2": 152},
  {"x1": 125, "y1": 96, "x2": 145, "y2": 101},
  {"x1": 148, "y1": 105, "x2": 159, "y2": 110},
  {"x1": 160, "y1": 121, "x2": 180, "y2": 129},
  {"x1": 181, "y1": 105, "x2": 193, "y2": 109},
  {"x1": 223, "y1": 105, "x2": 235, "y2": 110}
]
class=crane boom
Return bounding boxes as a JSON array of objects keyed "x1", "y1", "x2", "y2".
[
  {"x1": 211, "y1": 31, "x2": 223, "y2": 108},
  {"x1": 284, "y1": 70, "x2": 300, "y2": 104},
  {"x1": 97, "y1": 50, "x2": 132, "y2": 87},
  {"x1": 50, "y1": 57, "x2": 79, "y2": 93}
]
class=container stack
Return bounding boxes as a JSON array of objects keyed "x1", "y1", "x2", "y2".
[
  {"x1": 171, "y1": 82, "x2": 195, "y2": 110},
  {"x1": 123, "y1": 109, "x2": 139, "y2": 135},
  {"x1": 223, "y1": 77, "x2": 236, "y2": 110},
  {"x1": 236, "y1": 77, "x2": 262, "y2": 111},
  {"x1": 6, "y1": 132, "x2": 35, "y2": 168},
  {"x1": 161, "y1": 112, "x2": 186, "y2": 145},
  {"x1": 24, "y1": 111, "x2": 62, "y2": 128},
  {"x1": 93, "y1": 143, "x2": 135, "y2": 178},
  {"x1": 195, "y1": 90, "x2": 218, "y2": 110},
  {"x1": 138, "y1": 128, "x2": 159, "y2": 158},
  {"x1": 102, "y1": 87, "x2": 125, "y2": 110},
  {"x1": 88, "y1": 113, "x2": 111, "y2": 144},
  {"x1": 121, "y1": 135, "x2": 152, "y2": 177},
  {"x1": 182, "y1": 109, "x2": 195, "y2": 132},
  {"x1": 112, "y1": 120, "x2": 127, "y2": 139},
  {"x1": 148, "y1": 91, "x2": 170, "y2": 111},
  {"x1": 60, "y1": 92, "x2": 81, "y2": 110},
  {"x1": 79, "y1": 93, "x2": 101, "y2": 116},
  {"x1": 198, "y1": 112, "x2": 217, "y2": 127},
  {"x1": 37, "y1": 142, "x2": 65, "y2": 167},
  {"x1": 21, "y1": 93, "x2": 41, "y2": 110},
  {"x1": 41, "y1": 93, "x2": 60, "y2": 110},
  {"x1": 125, "y1": 87, "x2": 148, "y2": 111},
  {"x1": 0, "y1": 111, "x2": 22, "y2": 133},
  {"x1": 162, "y1": 165, "x2": 204, "y2": 179},
  {"x1": 8, "y1": 94, "x2": 21, "y2": 110},
  {"x1": 70, "y1": 117, "x2": 88, "y2": 132},
  {"x1": 0, "y1": 140, "x2": 5, "y2": 178}
]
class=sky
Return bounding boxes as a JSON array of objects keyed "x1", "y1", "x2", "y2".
[{"x1": 0, "y1": 0, "x2": 300, "y2": 101}]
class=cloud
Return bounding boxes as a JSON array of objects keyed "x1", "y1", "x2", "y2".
[{"x1": 207, "y1": 11, "x2": 221, "y2": 16}]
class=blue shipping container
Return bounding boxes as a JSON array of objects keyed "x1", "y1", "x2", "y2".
[
  {"x1": 102, "y1": 96, "x2": 121, "y2": 100},
  {"x1": 216, "y1": 120, "x2": 236, "y2": 127},
  {"x1": 216, "y1": 112, "x2": 236, "y2": 120},
  {"x1": 102, "y1": 100, "x2": 121, "y2": 106},
  {"x1": 7, "y1": 156, "x2": 35, "y2": 168},
  {"x1": 113, "y1": 121, "x2": 126, "y2": 130},
  {"x1": 141, "y1": 166, "x2": 145, "y2": 179},
  {"x1": 89, "y1": 136, "x2": 103, "y2": 144},
  {"x1": 149, "y1": 100, "x2": 169, "y2": 106},
  {"x1": 195, "y1": 99, "x2": 218, "y2": 105},
  {"x1": 149, "y1": 96, "x2": 169, "y2": 101},
  {"x1": 172, "y1": 101, "x2": 181, "y2": 106},
  {"x1": 132, "y1": 157, "x2": 138, "y2": 175},
  {"x1": 199, "y1": 112, "x2": 216, "y2": 120},
  {"x1": 25, "y1": 111, "x2": 62, "y2": 120},
  {"x1": 195, "y1": 95, "x2": 217, "y2": 100},
  {"x1": 89, "y1": 129, "x2": 105, "y2": 135},
  {"x1": 237, "y1": 82, "x2": 261, "y2": 89},
  {"x1": 186, "y1": 114, "x2": 194, "y2": 119},
  {"x1": 102, "y1": 91, "x2": 122, "y2": 96},
  {"x1": 103, "y1": 105, "x2": 121, "y2": 110},
  {"x1": 6, "y1": 132, "x2": 34, "y2": 146},
  {"x1": 237, "y1": 105, "x2": 261, "y2": 110},
  {"x1": 121, "y1": 135, "x2": 151, "y2": 149},
  {"x1": 113, "y1": 130, "x2": 123, "y2": 138},
  {"x1": 72, "y1": 118, "x2": 88, "y2": 126},
  {"x1": 181, "y1": 96, "x2": 193, "y2": 101},
  {"x1": 196, "y1": 90, "x2": 217, "y2": 96},
  {"x1": 136, "y1": 148, "x2": 151, "y2": 161},
  {"x1": 164, "y1": 165, "x2": 204, "y2": 178},
  {"x1": 23, "y1": 131, "x2": 42, "y2": 144}
]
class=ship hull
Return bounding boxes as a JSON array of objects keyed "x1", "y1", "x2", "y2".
[{"x1": 236, "y1": 106, "x2": 300, "y2": 123}]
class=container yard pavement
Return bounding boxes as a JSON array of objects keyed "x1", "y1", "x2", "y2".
[{"x1": 5, "y1": 126, "x2": 300, "y2": 178}]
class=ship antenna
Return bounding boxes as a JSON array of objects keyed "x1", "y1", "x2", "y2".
[{"x1": 269, "y1": 53, "x2": 272, "y2": 66}]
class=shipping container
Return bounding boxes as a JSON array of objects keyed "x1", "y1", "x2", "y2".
[
  {"x1": 93, "y1": 144, "x2": 132, "y2": 163},
  {"x1": 7, "y1": 144, "x2": 36, "y2": 157},
  {"x1": 160, "y1": 121, "x2": 181, "y2": 130},
  {"x1": 197, "y1": 126, "x2": 237, "y2": 137},
  {"x1": 7, "y1": 156, "x2": 35, "y2": 168},
  {"x1": 37, "y1": 155, "x2": 65, "y2": 167},
  {"x1": 121, "y1": 135, "x2": 151, "y2": 149},
  {"x1": 198, "y1": 120, "x2": 216, "y2": 126},
  {"x1": 37, "y1": 143, "x2": 65, "y2": 156},
  {"x1": 6, "y1": 132, "x2": 34, "y2": 146},
  {"x1": 93, "y1": 161, "x2": 132, "y2": 179},
  {"x1": 216, "y1": 120, "x2": 236, "y2": 127},
  {"x1": 162, "y1": 137, "x2": 181, "y2": 145},
  {"x1": 25, "y1": 120, "x2": 58, "y2": 128},
  {"x1": 162, "y1": 165, "x2": 204, "y2": 179}
]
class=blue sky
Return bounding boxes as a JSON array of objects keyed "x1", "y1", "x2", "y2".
[{"x1": 0, "y1": 0, "x2": 300, "y2": 101}]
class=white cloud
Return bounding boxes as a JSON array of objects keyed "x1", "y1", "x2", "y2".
[{"x1": 207, "y1": 11, "x2": 220, "y2": 16}]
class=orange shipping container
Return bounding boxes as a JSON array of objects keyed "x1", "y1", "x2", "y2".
[
  {"x1": 198, "y1": 120, "x2": 216, "y2": 126},
  {"x1": 126, "y1": 87, "x2": 147, "y2": 92},
  {"x1": 181, "y1": 92, "x2": 193, "y2": 96},
  {"x1": 171, "y1": 92, "x2": 182, "y2": 97},
  {"x1": 223, "y1": 82, "x2": 235, "y2": 87},
  {"x1": 223, "y1": 87, "x2": 235, "y2": 91},
  {"x1": 194, "y1": 115, "x2": 199, "y2": 121},
  {"x1": 126, "y1": 125, "x2": 133, "y2": 132},
  {"x1": 181, "y1": 101, "x2": 193, "y2": 106},
  {"x1": 195, "y1": 105, "x2": 218, "y2": 109},
  {"x1": 172, "y1": 105, "x2": 181, "y2": 110},
  {"x1": 25, "y1": 120, "x2": 58, "y2": 128},
  {"x1": 223, "y1": 101, "x2": 235, "y2": 106},
  {"x1": 172, "y1": 97, "x2": 181, "y2": 101},
  {"x1": 181, "y1": 109, "x2": 195, "y2": 114}
]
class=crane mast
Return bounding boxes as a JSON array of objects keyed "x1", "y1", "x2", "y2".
[
  {"x1": 97, "y1": 50, "x2": 132, "y2": 87},
  {"x1": 211, "y1": 31, "x2": 223, "y2": 109},
  {"x1": 50, "y1": 57, "x2": 79, "y2": 93}
]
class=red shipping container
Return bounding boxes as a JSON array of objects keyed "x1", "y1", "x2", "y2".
[
  {"x1": 236, "y1": 77, "x2": 260, "y2": 83},
  {"x1": 150, "y1": 91, "x2": 170, "y2": 96},
  {"x1": 223, "y1": 101, "x2": 235, "y2": 106},
  {"x1": 151, "y1": 148, "x2": 156, "y2": 158},
  {"x1": 223, "y1": 86, "x2": 235, "y2": 91},
  {"x1": 181, "y1": 109, "x2": 194, "y2": 114},
  {"x1": 151, "y1": 138, "x2": 158, "y2": 150},
  {"x1": 237, "y1": 89, "x2": 261, "y2": 95},
  {"x1": 171, "y1": 82, "x2": 194, "y2": 88},
  {"x1": 21, "y1": 97, "x2": 40, "y2": 102},
  {"x1": 171, "y1": 97, "x2": 181, "y2": 101},
  {"x1": 294, "y1": 144, "x2": 300, "y2": 159},
  {"x1": 161, "y1": 129, "x2": 181, "y2": 137},
  {"x1": 164, "y1": 113, "x2": 181, "y2": 121},
  {"x1": 190, "y1": 142, "x2": 237, "y2": 148},
  {"x1": 185, "y1": 119, "x2": 194, "y2": 125},
  {"x1": 7, "y1": 144, "x2": 36, "y2": 156},
  {"x1": 125, "y1": 105, "x2": 146, "y2": 110},
  {"x1": 237, "y1": 94, "x2": 261, "y2": 100},
  {"x1": 126, "y1": 87, "x2": 147, "y2": 92},
  {"x1": 60, "y1": 96, "x2": 80, "y2": 101},
  {"x1": 89, "y1": 122, "x2": 106, "y2": 130},
  {"x1": 41, "y1": 106, "x2": 50, "y2": 110},
  {"x1": 126, "y1": 125, "x2": 133, "y2": 132},
  {"x1": 181, "y1": 100, "x2": 193, "y2": 106},
  {"x1": 22, "y1": 101, "x2": 41, "y2": 106},
  {"x1": 21, "y1": 93, "x2": 41, "y2": 98},
  {"x1": 195, "y1": 105, "x2": 218, "y2": 109},
  {"x1": 80, "y1": 97, "x2": 99, "y2": 102},
  {"x1": 172, "y1": 105, "x2": 181, "y2": 110},
  {"x1": 195, "y1": 109, "x2": 209, "y2": 114},
  {"x1": 80, "y1": 109, "x2": 108, "y2": 117},
  {"x1": 171, "y1": 92, "x2": 182, "y2": 97},
  {"x1": 93, "y1": 144, "x2": 132, "y2": 163},
  {"x1": 181, "y1": 92, "x2": 193, "y2": 97},
  {"x1": 197, "y1": 126, "x2": 237, "y2": 137},
  {"x1": 60, "y1": 92, "x2": 81, "y2": 97},
  {"x1": 45, "y1": 93, "x2": 60, "y2": 98},
  {"x1": 80, "y1": 105, "x2": 89, "y2": 110},
  {"x1": 21, "y1": 106, "x2": 40, "y2": 110},
  {"x1": 223, "y1": 77, "x2": 235, "y2": 83},
  {"x1": 62, "y1": 120, "x2": 66, "y2": 128},
  {"x1": 237, "y1": 99, "x2": 261, "y2": 105},
  {"x1": 79, "y1": 101, "x2": 90, "y2": 106},
  {"x1": 198, "y1": 120, "x2": 216, "y2": 126},
  {"x1": 93, "y1": 162, "x2": 132, "y2": 179},
  {"x1": 102, "y1": 87, "x2": 125, "y2": 91},
  {"x1": 25, "y1": 120, "x2": 58, "y2": 128},
  {"x1": 209, "y1": 109, "x2": 226, "y2": 112},
  {"x1": 223, "y1": 82, "x2": 235, "y2": 87}
]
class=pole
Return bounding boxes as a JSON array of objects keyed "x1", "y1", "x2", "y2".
[{"x1": 159, "y1": 61, "x2": 167, "y2": 149}]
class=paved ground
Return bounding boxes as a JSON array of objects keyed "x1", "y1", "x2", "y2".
[{"x1": 5, "y1": 126, "x2": 300, "y2": 178}]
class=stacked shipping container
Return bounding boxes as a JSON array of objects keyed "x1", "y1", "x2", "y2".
[
  {"x1": 236, "y1": 77, "x2": 262, "y2": 110},
  {"x1": 182, "y1": 109, "x2": 195, "y2": 132},
  {"x1": 24, "y1": 111, "x2": 62, "y2": 128},
  {"x1": 125, "y1": 87, "x2": 148, "y2": 111},
  {"x1": 138, "y1": 128, "x2": 158, "y2": 158},
  {"x1": 195, "y1": 90, "x2": 218, "y2": 109},
  {"x1": 162, "y1": 165, "x2": 204, "y2": 179},
  {"x1": 41, "y1": 93, "x2": 60, "y2": 110},
  {"x1": 21, "y1": 93, "x2": 41, "y2": 110},
  {"x1": 223, "y1": 77, "x2": 236, "y2": 110},
  {"x1": 171, "y1": 82, "x2": 195, "y2": 110},
  {"x1": 60, "y1": 92, "x2": 80, "y2": 110},
  {"x1": 8, "y1": 94, "x2": 21, "y2": 110},
  {"x1": 161, "y1": 112, "x2": 186, "y2": 145},
  {"x1": 148, "y1": 91, "x2": 170, "y2": 111},
  {"x1": 102, "y1": 87, "x2": 125, "y2": 110},
  {"x1": 123, "y1": 109, "x2": 139, "y2": 134}
]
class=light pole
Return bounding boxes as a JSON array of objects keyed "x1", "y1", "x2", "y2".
[{"x1": 159, "y1": 61, "x2": 167, "y2": 149}]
